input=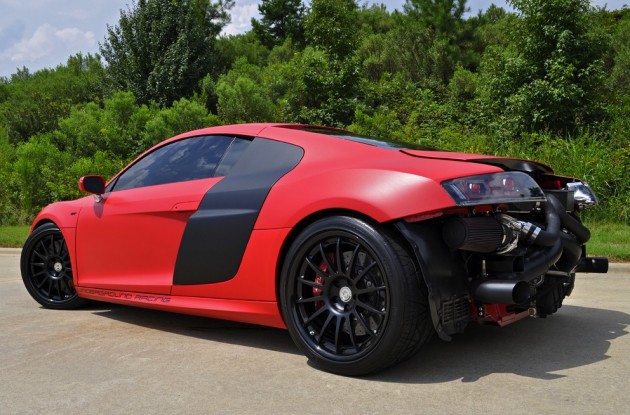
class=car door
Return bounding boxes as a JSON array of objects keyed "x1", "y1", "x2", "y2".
[{"x1": 75, "y1": 135, "x2": 238, "y2": 294}]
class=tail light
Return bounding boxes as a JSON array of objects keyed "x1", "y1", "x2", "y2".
[
  {"x1": 442, "y1": 172, "x2": 546, "y2": 207},
  {"x1": 566, "y1": 182, "x2": 599, "y2": 208}
]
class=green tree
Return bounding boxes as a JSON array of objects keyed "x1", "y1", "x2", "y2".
[
  {"x1": 480, "y1": 0, "x2": 608, "y2": 135},
  {"x1": 446, "y1": 65, "x2": 479, "y2": 125},
  {"x1": 356, "y1": 3, "x2": 397, "y2": 36},
  {"x1": 216, "y1": 58, "x2": 278, "y2": 123},
  {"x1": 356, "y1": 20, "x2": 454, "y2": 87},
  {"x1": 473, "y1": 4, "x2": 514, "y2": 49},
  {"x1": 141, "y1": 97, "x2": 220, "y2": 148},
  {"x1": 0, "y1": 54, "x2": 106, "y2": 143},
  {"x1": 305, "y1": 0, "x2": 359, "y2": 59},
  {"x1": 401, "y1": 0, "x2": 470, "y2": 85},
  {"x1": 0, "y1": 127, "x2": 17, "y2": 223},
  {"x1": 100, "y1": 0, "x2": 233, "y2": 106},
  {"x1": 278, "y1": 0, "x2": 361, "y2": 126},
  {"x1": 281, "y1": 47, "x2": 360, "y2": 126},
  {"x1": 55, "y1": 151, "x2": 123, "y2": 201},
  {"x1": 606, "y1": 13, "x2": 630, "y2": 137},
  {"x1": 3, "y1": 91, "x2": 221, "y2": 221},
  {"x1": 351, "y1": 74, "x2": 452, "y2": 144},
  {"x1": 52, "y1": 91, "x2": 149, "y2": 160},
  {"x1": 404, "y1": 0, "x2": 466, "y2": 36},
  {"x1": 252, "y1": 0, "x2": 306, "y2": 48},
  {"x1": 604, "y1": 12, "x2": 630, "y2": 218},
  {"x1": 214, "y1": 32, "x2": 270, "y2": 75},
  {"x1": 11, "y1": 135, "x2": 69, "y2": 217}
]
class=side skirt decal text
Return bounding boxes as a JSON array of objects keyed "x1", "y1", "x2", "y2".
[{"x1": 77, "y1": 287, "x2": 171, "y2": 304}]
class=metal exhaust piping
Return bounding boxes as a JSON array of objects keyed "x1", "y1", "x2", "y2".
[
  {"x1": 546, "y1": 194, "x2": 591, "y2": 244},
  {"x1": 526, "y1": 196, "x2": 561, "y2": 247},
  {"x1": 556, "y1": 232, "x2": 583, "y2": 273},
  {"x1": 575, "y1": 257, "x2": 609, "y2": 273},
  {"x1": 474, "y1": 280, "x2": 531, "y2": 305},
  {"x1": 503, "y1": 195, "x2": 561, "y2": 248},
  {"x1": 471, "y1": 195, "x2": 600, "y2": 304},
  {"x1": 494, "y1": 238, "x2": 564, "y2": 282}
]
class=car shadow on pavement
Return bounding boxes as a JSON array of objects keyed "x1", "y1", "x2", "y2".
[
  {"x1": 90, "y1": 304, "x2": 300, "y2": 355},
  {"x1": 372, "y1": 304, "x2": 630, "y2": 383},
  {"x1": 88, "y1": 303, "x2": 629, "y2": 383}
]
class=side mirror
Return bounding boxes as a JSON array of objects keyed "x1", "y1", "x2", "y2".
[{"x1": 79, "y1": 175, "x2": 105, "y2": 195}]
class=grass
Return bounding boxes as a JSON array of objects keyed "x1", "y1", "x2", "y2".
[
  {"x1": 585, "y1": 222, "x2": 630, "y2": 262},
  {"x1": 0, "y1": 225, "x2": 29, "y2": 248},
  {"x1": 0, "y1": 222, "x2": 628, "y2": 261}
]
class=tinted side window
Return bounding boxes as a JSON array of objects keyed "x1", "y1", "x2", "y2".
[
  {"x1": 215, "y1": 138, "x2": 251, "y2": 177},
  {"x1": 113, "y1": 135, "x2": 234, "y2": 191}
]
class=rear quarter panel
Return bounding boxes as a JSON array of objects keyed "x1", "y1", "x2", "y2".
[{"x1": 253, "y1": 127, "x2": 503, "y2": 229}]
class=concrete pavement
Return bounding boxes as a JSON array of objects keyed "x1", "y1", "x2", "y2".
[{"x1": 1, "y1": 251, "x2": 629, "y2": 414}]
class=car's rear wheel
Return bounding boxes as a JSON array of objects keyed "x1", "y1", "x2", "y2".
[
  {"x1": 21, "y1": 223, "x2": 87, "y2": 309},
  {"x1": 280, "y1": 216, "x2": 433, "y2": 376}
]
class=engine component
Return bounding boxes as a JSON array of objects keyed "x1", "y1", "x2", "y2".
[
  {"x1": 473, "y1": 280, "x2": 531, "y2": 304},
  {"x1": 442, "y1": 217, "x2": 506, "y2": 253},
  {"x1": 575, "y1": 257, "x2": 609, "y2": 273},
  {"x1": 442, "y1": 197, "x2": 562, "y2": 255}
]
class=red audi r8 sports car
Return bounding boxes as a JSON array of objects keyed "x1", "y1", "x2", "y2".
[{"x1": 21, "y1": 123, "x2": 608, "y2": 375}]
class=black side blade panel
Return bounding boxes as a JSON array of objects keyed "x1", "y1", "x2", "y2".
[{"x1": 173, "y1": 138, "x2": 304, "y2": 285}]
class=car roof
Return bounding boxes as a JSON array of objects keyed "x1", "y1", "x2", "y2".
[
  {"x1": 166, "y1": 123, "x2": 427, "y2": 153},
  {"x1": 170, "y1": 123, "x2": 345, "y2": 141},
  {"x1": 147, "y1": 123, "x2": 554, "y2": 175}
]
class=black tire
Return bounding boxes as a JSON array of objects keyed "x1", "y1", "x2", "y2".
[
  {"x1": 21, "y1": 223, "x2": 88, "y2": 310},
  {"x1": 280, "y1": 216, "x2": 433, "y2": 376}
]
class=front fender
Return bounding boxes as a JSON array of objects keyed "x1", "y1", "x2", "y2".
[
  {"x1": 29, "y1": 198, "x2": 91, "y2": 289},
  {"x1": 31, "y1": 198, "x2": 90, "y2": 231}
]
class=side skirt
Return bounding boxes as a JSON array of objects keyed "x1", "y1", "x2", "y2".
[{"x1": 75, "y1": 286, "x2": 286, "y2": 329}]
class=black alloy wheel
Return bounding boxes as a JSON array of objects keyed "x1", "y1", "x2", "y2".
[
  {"x1": 21, "y1": 223, "x2": 87, "y2": 309},
  {"x1": 280, "y1": 216, "x2": 433, "y2": 376}
]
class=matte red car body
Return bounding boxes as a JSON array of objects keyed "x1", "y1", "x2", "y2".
[{"x1": 29, "y1": 123, "x2": 523, "y2": 328}]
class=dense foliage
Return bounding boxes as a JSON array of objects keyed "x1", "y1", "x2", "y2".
[
  {"x1": 0, "y1": 0, "x2": 628, "y2": 225},
  {"x1": 100, "y1": 0, "x2": 234, "y2": 106}
]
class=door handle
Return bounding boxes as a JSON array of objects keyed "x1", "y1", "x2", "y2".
[{"x1": 171, "y1": 201, "x2": 199, "y2": 212}]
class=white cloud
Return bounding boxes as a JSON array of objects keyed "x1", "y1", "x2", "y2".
[
  {"x1": 56, "y1": 27, "x2": 96, "y2": 49},
  {"x1": 1, "y1": 23, "x2": 95, "y2": 64},
  {"x1": 223, "y1": 4, "x2": 260, "y2": 36},
  {"x1": 0, "y1": 0, "x2": 126, "y2": 77}
]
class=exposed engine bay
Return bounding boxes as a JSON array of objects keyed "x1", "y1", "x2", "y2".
[{"x1": 397, "y1": 161, "x2": 608, "y2": 340}]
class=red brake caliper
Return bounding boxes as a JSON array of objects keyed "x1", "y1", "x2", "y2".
[
  {"x1": 314, "y1": 252, "x2": 335, "y2": 310},
  {"x1": 313, "y1": 268, "x2": 325, "y2": 310}
]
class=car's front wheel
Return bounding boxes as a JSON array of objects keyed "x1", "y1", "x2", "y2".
[
  {"x1": 280, "y1": 216, "x2": 433, "y2": 376},
  {"x1": 21, "y1": 223, "x2": 87, "y2": 310}
]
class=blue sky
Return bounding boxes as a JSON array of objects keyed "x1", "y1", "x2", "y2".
[{"x1": 0, "y1": 0, "x2": 627, "y2": 78}]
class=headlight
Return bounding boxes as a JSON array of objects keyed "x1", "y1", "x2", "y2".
[
  {"x1": 567, "y1": 181, "x2": 598, "y2": 208},
  {"x1": 442, "y1": 172, "x2": 546, "y2": 207}
]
